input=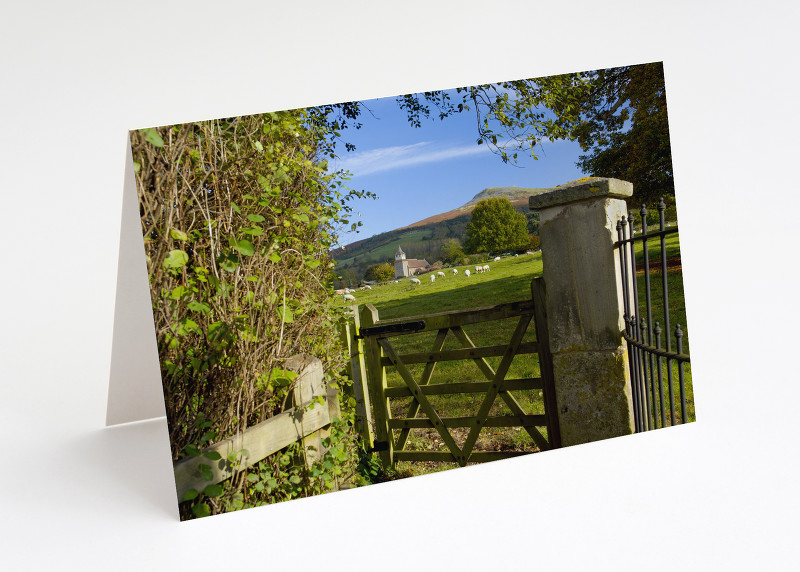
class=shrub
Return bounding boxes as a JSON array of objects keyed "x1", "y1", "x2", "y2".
[{"x1": 364, "y1": 262, "x2": 395, "y2": 283}]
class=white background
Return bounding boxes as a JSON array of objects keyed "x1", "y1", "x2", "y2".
[{"x1": 2, "y1": 1, "x2": 798, "y2": 570}]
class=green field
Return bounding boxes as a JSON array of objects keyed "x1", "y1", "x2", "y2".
[{"x1": 338, "y1": 242, "x2": 694, "y2": 476}]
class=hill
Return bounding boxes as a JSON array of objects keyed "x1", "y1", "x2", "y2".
[{"x1": 332, "y1": 187, "x2": 550, "y2": 285}]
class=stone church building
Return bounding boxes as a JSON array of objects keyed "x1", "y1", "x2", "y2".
[{"x1": 394, "y1": 246, "x2": 429, "y2": 278}]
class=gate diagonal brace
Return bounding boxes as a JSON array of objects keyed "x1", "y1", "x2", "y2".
[
  {"x1": 377, "y1": 338, "x2": 467, "y2": 466},
  {"x1": 452, "y1": 325, "x2": 549, "y2": 452},
  {"x1": 394, "y1": 328, "x2": 449, "y2": 453},
  {"x1": 459, "y1": 314, "x2": 537, "y2": 459}
]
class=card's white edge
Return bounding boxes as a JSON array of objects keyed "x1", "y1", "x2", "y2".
[{"x1": 105, "y1": 136, "x2": 165, "y2": 426}]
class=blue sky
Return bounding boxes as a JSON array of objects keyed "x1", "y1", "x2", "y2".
[{"x1": 328, "y1": 90, "x2": 588, "y2": 246}]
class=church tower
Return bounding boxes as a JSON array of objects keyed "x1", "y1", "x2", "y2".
[{"x1": 394, "y1": 246, "x2": 409, "y2": 278}]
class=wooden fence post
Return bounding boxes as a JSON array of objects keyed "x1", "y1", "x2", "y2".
[
  {"x1": 345, "y1": 305, "x2": 375, "y2": 450},
  {"x1": 286, "y1": 355, "x2": 335, "y2": 475},
  {"x1": 531, "y1": 277, "x2": 561, "y2": 449},
  {"x1": 360, "y1": 303, "x2": 393, "y2": 467}
]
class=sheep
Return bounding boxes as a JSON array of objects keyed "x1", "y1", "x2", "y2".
[
  {"x1": 363, "y1": 284, "x2": 372, "y2": 290},
  {"x1": 410, "y1": 278, "x2": 421, "y2": 285},
  {"x1": 436, "y1": 271, "x2": 445, "y2": 278},
  {"x1": 452, "y1": 268, "x2": 458, "y2": 275},
  {"x1": 430, "y1": 274, "x2": 436, "y2": 283},
  {"x1": 475, "y1": 265, "x2": 482, "y2": 274},
  {"x1": 343, "y1": 294, "x2": 356, "y2": 301},
  {"x1": 494, "y1": 256, "x2": 501, "y2": 261},
  {"x1": 464, "y1": 269, "x2": 471, "y2": 278},
  {"x1": 482, "y1": 265, "x2": 489, "y2": 272}
]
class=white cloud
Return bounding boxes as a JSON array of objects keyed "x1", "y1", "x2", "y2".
[{"x1": 334, "y1": 141, "x2": 490, "y2": 177}]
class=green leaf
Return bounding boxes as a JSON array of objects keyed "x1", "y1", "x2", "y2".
[
  {"x1": 235, "y1": 239, "x2": 255, "y2": 257},
  {"x1": 203, "y1": 451, "x2": 222, "y2": 461},
  {"x1": 169, "y1": 228, "x2": 189, "y2": 241},
  {"x1": 185, "y1": 444, "x2": 201, "y2": 457},
  {"x1": 220, "y1": 257, "x2": 238, "y2": 273},
  {"x1": 163, "y1": 250, "x2": 189, "y2": 270},
  {"x1": 183, "y1": 489, "x2": 199, "y2": 502},
  {"x1": 187, "y1": 300, "x2": 210, "y2": 315},
  {"x1": 141, "y1": 128, "x2": 164, "y2": 147},
  {"x1": 198, "y1": 464, "x2": 213, "y2": 481},
  {"x1": 133, "y1": 160, "x2": 141, "y2": 173},
  {"x1": 277, "y1": 305, "x2": 294, "y2": 323},
  {"x1": 247, "y1": 214, "x2": 265, "y2": 223},
  {"x1": 253, "y1": 140, "x2": 263, "y2": 152},
  {"x1": 289, "y1": 475, "x2": 302, "y2": 485},
  {"x1": 231, "y1": 202, "x2": 241, "y2": 214},
  {"x1": 170, "y1": 286, "x2": 187, "y2": 300},
  {"x1": 203, "y1": 483, "x2": 224, "y2": 498},
  {"x1": 192, "y1": 503, "x2": 211, "y2": 518},
  {"x1": 268, "y1": 252, "x2": 281, "y2": 263}
]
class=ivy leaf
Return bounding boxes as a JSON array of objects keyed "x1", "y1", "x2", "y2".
[
  {"x1": 268, "y1": 252, "x2": 281, "y2": 263},
  {"x1": 184, "y1": 444, "x2": 201, "y2": 457},
  {"x1": 203, "y1": 451, "x2": 222, "y2": 461},
  {"x1": 133, "y1": 160, "x2": 141, "y2": 173},
  {"x1": 183, "y1": 489, "x2": 199, "y2": 502},
  {"x1": 277, "y1": 305, "x2": 294, "y2": 323},
  {"x1": 141, "y1": 128, "x2": 164, "y2": 147},
  {"x1": 203, "y1": 483, "x2": 224, "y2": 498},
  {"x1": 198, "y1": 463, "x2": 214, "y2": 481},
  {"x1": 169, "y1": 228, "x2": 189, "y2": 241},
  {"x1": 192, "y1": 503, "x2": 211, "y2": 518},
  {"x1": 235, "y1": 239, "x2": 255, "y2": 257},
  {"x1": 163, "y1": 250, "x2": 189, "y2": 270},
  {"x1": 247, "y1": 214, "x2": 265, "y2": 223}
]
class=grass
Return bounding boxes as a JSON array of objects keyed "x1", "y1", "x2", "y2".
[{"x1": 337, "y1": 244, "x2": 694, "y2": 477}]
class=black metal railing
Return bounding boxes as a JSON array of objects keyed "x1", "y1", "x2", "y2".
[{"x1": 615, "y1": 198, "x2": 691, "y2": 432}]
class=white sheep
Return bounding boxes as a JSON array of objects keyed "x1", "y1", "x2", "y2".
[
  {"x1": 343, "y1": 294, "x2": 355, "y2": 301},
  {"x1": 475, "y1": 265, "x2": 482, "y2": 274},
  {"x1": 436, "y1": 271, "x2": 445, "y2": 278},
  {"x1": 363, "y1": 284, "x2": 372, "y2": 290},
  {"x1": 410, "y1": 278, "x2": 421, "y2": 285},
  {"x1": 482, "y1": 265, "x2": 489, "y2": 272},
  {"x1": 494, "y1": 256, "x2": 501, "y2": 261},
  {"x1": 464, "y1": 269, "x2": 471, "y2": 278},
  {"x1": 430, "y1": 274, "x2": 436, "y2": 283},
  {"x1": 452, "y1": 268, "x2": 458, "y2": 275}
]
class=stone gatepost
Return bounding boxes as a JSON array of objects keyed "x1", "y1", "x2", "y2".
[{"x1": 529, "y1": 177, "x2": 635, "y2": 446}]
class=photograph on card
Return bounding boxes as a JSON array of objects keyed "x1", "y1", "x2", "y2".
[{"x1": 130, "y1": 61, "x2": 694, "y2": 520}]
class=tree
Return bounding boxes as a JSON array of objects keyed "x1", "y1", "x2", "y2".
[
  {"x1": 322, "y1": 62, "x2": 672, "y2": 206},
  {"x1": 439, "y1": 238, "x2": 464, "y2": 264},
  {"x1": 364, "y1": 262, "x2": 395, "y2": 283},
  {"x1": 463, "y1": 198, "x2": 530, "y2": 254}
]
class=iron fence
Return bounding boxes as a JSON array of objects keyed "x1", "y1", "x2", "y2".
[{"x1": 615, "y1": 198, "x2": 691, "y2": 432}]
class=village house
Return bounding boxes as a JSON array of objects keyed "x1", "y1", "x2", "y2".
[{"x1": 394, "y1": 246, "x2": 429, "y2": 278}]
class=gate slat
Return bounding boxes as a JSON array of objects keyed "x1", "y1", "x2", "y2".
[
  {"x1": 388, "y1": 414, "x2": 548, "y2": 429},
  {"x1": 384, "y1": 377, "x2": 543, "y2": 398},
  {"x1": 380, "y1": 341, "x2": 539, "y2": 366}
]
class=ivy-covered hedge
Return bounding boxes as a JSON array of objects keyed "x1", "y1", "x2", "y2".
[{"x1": 131, "y1": 111, "x2": 366, "y2": 518}]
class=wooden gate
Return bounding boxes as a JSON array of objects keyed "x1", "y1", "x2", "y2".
[{"x1": 344, "y1": 278, "x2": 560, "y2": 468}]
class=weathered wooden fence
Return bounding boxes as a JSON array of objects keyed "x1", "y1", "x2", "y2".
[
  {"x1": 173, "y1": 354, "x2": 339, "y2": 502},
  {"x1": 344, "y1": 278, "x2": 560, "y2": 469}
]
